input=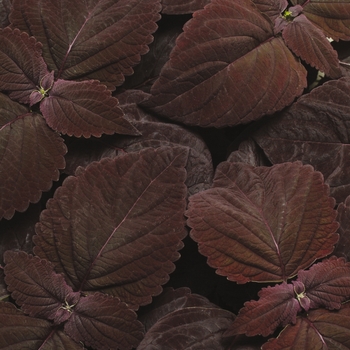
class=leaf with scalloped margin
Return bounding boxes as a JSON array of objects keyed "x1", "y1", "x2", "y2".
[
  {"x1": 225, "y1": 282, "x2": 300, "y2": 337},
  {"x1": 253, "y1": 0, "x2": 287, "y2": 22},
  {"x1": 282, "y1": 14, "x2": 341, "y2": 78},
  {"x1": 262, "y1": 302, "x2": 350, "y2": 349},
  {"x1": 253, "y1": 76, "x2": 350, "y2": 204},
  {"x1": 0, "y1": 302, "x2": 82, "y2": 350},
  {"x1": 187, "y1": 162, "x2": 339, "y2": 283},
  {"x1": 333, "y1": 196, "x2": 350, "y2": 261},
  {"x1": 3, "y1": 250, "x2": 80, "y2": 324},
  {"x1": 34, "y1": 147, "x2": 188, "y2": 308},
  {"x1": 40, "y1": 79, "x2": 139, "y2": 138},
  {"x1": 161, "y1": 0, "x2": 210, "y2": 14},
  {"x1": 292, "y1": 0, "x2": 350, "y2": 40},
  {"x1": 9, "y1": 0, "x2": 161, "y2": 89},
  {"x1": 0, "y1": 28, "x2": 49, "y2": 104},
  {"x1": 296, "y1": 256, "x2": 350, "y2": 310},
  {"x1": 0, "y1": 94, "x2": 66, "y2": 220},
  {"x1": 143, "y1": 0, "x2": 306, "y2": 127},
  {"x1": 64, "y1": 292, "x2": 144, "y2": 350}
]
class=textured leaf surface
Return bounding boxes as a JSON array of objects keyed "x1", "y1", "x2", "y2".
[
  {"x1": 187, "y1": 162, "x2": 339, "y2": 283},
  {"x1": 3, "y1": 251, "x2": 80, "y2": 323},
  {"x1": 144, "y1": 0, "x2": 306, "y2": 127},
  {"x1": 10, "y1": 0, "x2": 161, "y2": 89},
  {"x1": 0, "y1": 95, "x2": 66, "y2": 220},
  {"x1": 253, "y1": 76, "x2": 350, "y2": 203},
  {"x1": 226, "y1": 283, "x2": 299, "y2": 337},
  {"x1": 253, "y1": 0, "x2": 287, "y2": 22},
  {"x1": 297, "y1": 256, "x2": 350, "y2": 310},
  {"x1": 40, "y1": 79, "x2": 139, "y2": 137},
  {"x1": 138, "y1": 305, "x2": 235, "y2": 349},
  {"x1": 333, "y1": 196, "x2": 350, "y2": 260},
  {"x1": 161, "y1": 0, "x2": 210, "y2": 14},
  {"x1": 65, "y1": 292, "x2": 144, "y2": 350},
  {"x1": 0, "y1": 0, "x2": 11, "y2": 28},
  {"x1": 295, "y1": 0, "x2": 350, "y2": 40},
  {"x1": 34, "y1": 147, "x2": 188, "y2": 308},
  {"x1": 282, "y1": 14, "x2": 341, "y2": 78},
  {"x1": 0, "y1": 28, "x2": 48, "y2": 104},
  {"x1": 262, "y1": 302, "x2": 350, "y2": 349}
]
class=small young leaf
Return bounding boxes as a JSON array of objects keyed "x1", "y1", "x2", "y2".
[
  {"x1": 3, "y1": 250, "x2": 80, "y2": 324},
  {"x1": 40, "y1": 79, "x2": 139, "y2": 138}
]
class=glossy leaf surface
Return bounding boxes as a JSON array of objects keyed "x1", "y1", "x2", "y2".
[
  {"x1": 144, "y1": 0, "x2": 306, "y2": 127},
  {"x1": 0, "y1": 95, "x2": 66, "y2": 220},
  {"x1": 187, "y1": 162, "x2": 338, "y2": 283},
  {"x1": 40, "y1": 79, "x2": 139, "y2": 137},
  {"x1": 34, "y1": 147, "x2": 189, "y2": 308},
  {"x1": 9, "y1": 0, "x2": 161, "y2": 89}
]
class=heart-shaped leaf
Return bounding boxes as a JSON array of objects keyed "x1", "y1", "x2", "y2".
[
  {"x1": 9, "y1": 0, "x2": 161, "y2": 89},
  {"x1": 0, "y1": 94, "x2": 66, "y2": 220},
  {"x1": 187, "y1": 162, "x2": 339, "y2": 283},
  {"x1": 0, "y1": 28, "x2": 49, "y2": 104},
  {"x1": 40, "y1": 79, "x2": 139, "y2": 137},
  {"x1": 144, "y1": 0, "x2": 306, "y2": 127},
  {"x1": 34, "y1": 147, "x2": 189, "y2": 308}
]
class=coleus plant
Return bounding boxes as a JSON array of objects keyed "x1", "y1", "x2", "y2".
[{"x1": 1, "y1": 0, "x2": 350, "y2": 349}]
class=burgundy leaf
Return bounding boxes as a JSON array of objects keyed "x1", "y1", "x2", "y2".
[
  {"x1": 225, "y1": 283, "x2": 300, "y2": 337},
  {"x1": 10, "y1": 0, "x2": 161, "y2": 89},
  {"x1": 253, "y1": 0, "x2": 288, "y2": 22},
  {"x1": 187, "y1": 162, "x2": 339, "y2": 283},
  {"x1": 0, "y1": 28, "x2": 49, "y2": 104},
  {"x1": 40, "y1": 79, "x2": 139, "y2": 138},
  {"x1": 4, "y1": 251, "x2": 80, "y2": 324},
  {"x1": 64, "y1": 292, "x2": 144, "y2": 350},
  {"x1": 296, "y1": 256, "x2": 350, "y2": 310},
  {"x1": 296, "y1": 0, "x2": 350, "y2": 41},
  {"x1": 333, "y1": 195, "x2": 350, "y2": 260},
  {"x1": 262, "y1": 302, "x2": 350, "y2": 349},
  {"x1": 143, "y1": 0, "x2": 307, "y2": 127},
  {"x1": 282, "y1": 14, "x2": 341, "y2": 78},
  {"x1": 34, "y1": 147, "x2": 189, "y2": 308},
  {"x1": 0, "y1": 0, "x2": 11, "y2": 28},
  {"x1": 0, "y1": 269, "x2": 8, "y2": 301},
  {"x1": 0, "y1": 95, "x2": 66, "y2": 220},
  {"x1": 161, "y1": 0, "x2": 210, "y2": 14},
  {"x1": 137, "y1": 305, "x2": 235, "y2": 349},
  {"x1": 253, "y1": 76, "x2": 350, "y2": 203}
]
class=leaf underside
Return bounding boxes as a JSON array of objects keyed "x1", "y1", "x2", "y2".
[{"x1": 187, "y1": 161, "x2": 339, "y2": 283}]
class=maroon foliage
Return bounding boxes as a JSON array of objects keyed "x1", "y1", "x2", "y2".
[
  {"x1": 161, "y1": 0, "x2": 210, "y2": 14},
  {"x1": 333, "y1": 196, "x2": 350, "y2": 260}
]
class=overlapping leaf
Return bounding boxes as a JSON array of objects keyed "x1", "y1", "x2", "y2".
[
  {"x1": 262, "y1": 302, "x2": 350, "y2": 349},
  {"x1": 40, "y1": 79, "x2": 139, "y2": 137},
  {"x1": 144, "y1": 0, "x2": 306, "y2": 127},
  {"x1": 34, "y1": 147, "x2": 189, "y2": 308},
  {"x1": 0, "y1": 28, "x2": 49, "y2": 104},
  {"x1": 187, "y1": 162, "x2": 339, "y2": 283},
  {"x1": 293, "y1": 0, "x2": 350, "y2": 40},
  {"x1": 253, "y1": 76, "x2": 350, "y2": 203},
  {"x1": 253, "y1": 0, "x2": 287, "y2": 22},
  {"x1": 333, "y1": 195, "x2": 350, "y2": 260},
  {"x1": 161, "y1": 0, "x2": 210, "y2": 14},
  {"x1": 9, "y1": 0, "x2": 161, "y2": 89},
  {"x1": 0, "y1": 94, "x2": 66, "y2": 220}
]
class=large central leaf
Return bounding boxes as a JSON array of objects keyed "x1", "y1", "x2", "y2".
[{"x1": 34, "y1": 147, "x2": 189, "y2": 308}]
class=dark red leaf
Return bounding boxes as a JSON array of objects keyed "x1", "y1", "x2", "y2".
[
  {"x1": 4, "y1": 251, "x2": 80, "y2": 324},
  {"x1": 333, "y1": 196, "x2": 350, "y2": 260},
  {"x1": 0, "y1": 95, "x2": 66, "y2": 220},
  {"x1": 34, "y1": 147, "x2": 189, "y2": 308},
  {"x1": 40, "y1": 79, "x2": 139, "y2": 137},
  {"x1": 10, "y1": 0, "x2": 161, "y2": 89},
  {"x1": 0, "y1": 302, "x2": 83, "y2": 350},
  {"x1": 0, "y1": 28, "x2": 49, "y2": 104},
  {"x1": 296, "y1": 256, "x2": 350, "y2": 310},
  {"x1": 253, "y1": 0, "x2": 288, "y2": 22},
  {"x1": 282, "y1": 14, "x2": 341, "y2": 78},
  {"x1": 0, "y1": 0, "x2": 11, "y2": 28},
  {"x1": 262, "y1": 302, "x2": 350, "y2": 349},
  {"x1": 144, "y1": 0, "x2": 306, "y2": 127},
  {"x1": 296, "y1": 0, "x2": 350, "y2": 41},
  {"x1": 161, "y1": 0, "x2": 210, "y2": 14},
  {"x1": 64, "y1": 292, "x2": 144, "y2": 350},
  {"x1": 187, "y1": 162, "x2": 339, "y2": 283},
  {"x1": 253, "y1": 77, "x2": 350, "y2": 203},
  {"x1": 225, "y1": 283, "x2": 300, "y2": 337},
  {"x1": 138, "y1": 305, "x2": 235, "y2": 349}
]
